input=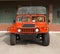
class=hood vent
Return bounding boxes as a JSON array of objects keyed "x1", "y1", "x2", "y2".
[{"x1": 23, "y1": 24, "x2": 35, "y2": 27}]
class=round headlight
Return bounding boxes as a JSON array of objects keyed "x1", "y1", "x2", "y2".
[
  {"x1": 35, "y1": 28, "x2": 39, "y2": 32},
  {"x1": 18, "y1": 29, "x2": 21, "y2": 32}
]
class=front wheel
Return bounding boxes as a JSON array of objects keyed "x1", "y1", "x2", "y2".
[
  {"x1": 42, "y1": 33, "x2": 50, "y2": 46},
  {"x1": 10, "y1": 33, "x2": 16, "y2": 45}
]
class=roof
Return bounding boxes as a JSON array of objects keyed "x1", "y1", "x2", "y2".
[{"x1": 17, "y1": 6, "x2": 46, "y2": 14}]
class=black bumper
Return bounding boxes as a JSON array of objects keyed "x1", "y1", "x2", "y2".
[{"x1": 19, "y1": 34, "x2": 37, "y2": 40}]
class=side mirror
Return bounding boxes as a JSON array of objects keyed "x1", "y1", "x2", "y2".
[
  {"x1": 13, "y1": 20, "x2": 16, "y2": 23},
  {"x1": 48, "y1": 19, "x2": 50, "y2": 23}
]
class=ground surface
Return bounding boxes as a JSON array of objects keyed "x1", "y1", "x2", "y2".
[{"x1": 0, "y1": 33, "x2": 60, "y2": 54}]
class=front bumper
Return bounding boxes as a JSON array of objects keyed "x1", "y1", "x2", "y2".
[{"x1": 19, "y1": 34, "x2": 37, "y2": 40}]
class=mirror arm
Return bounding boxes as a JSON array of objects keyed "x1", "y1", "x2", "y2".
[{"x1": 13, "y1": 20, "x2": 16, "y2": 23}]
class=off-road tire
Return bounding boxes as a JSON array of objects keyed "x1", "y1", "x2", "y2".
[
  {"x1": 10, "y1": 33, "x2": 16, "y2": 45},
  {"x1": 42, "y1": 33, "x2": 50, "y2": 46}
]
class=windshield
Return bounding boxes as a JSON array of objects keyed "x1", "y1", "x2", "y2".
[
  {"x1": 18, "y1": 16, "x2": 30, "y2": 22},
  {"x1": 32, "y1": 16, "x2": 44, "y2": 22}
]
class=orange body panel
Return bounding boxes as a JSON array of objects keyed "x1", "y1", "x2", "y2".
[{"x1": 9, "y1": 14, "x2": 49, "y2": 34}]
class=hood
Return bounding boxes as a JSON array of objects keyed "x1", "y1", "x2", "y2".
[{"x1": 14, "y1": 22, "x2": 47, "y2": 28}]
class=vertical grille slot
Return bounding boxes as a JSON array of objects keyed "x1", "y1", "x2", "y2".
[{"x1": 22, "y1": 28, "x2": 35, "y2": 33}]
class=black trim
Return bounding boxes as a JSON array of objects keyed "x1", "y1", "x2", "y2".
[{"x1": 23, "y1": 24, "x2": 35, "y2": 27}]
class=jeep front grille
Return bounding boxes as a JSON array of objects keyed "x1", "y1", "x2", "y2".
[{"x1": 21, "y1": 28, "x2": 35, "y2": 33}]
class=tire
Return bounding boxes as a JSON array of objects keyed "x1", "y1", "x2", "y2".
[
  {"x1": 10, "y1": 33, "x2": 16, "y2": 45},
  {"x1": 42, "y1": 33, "x2": 50, "y2": 46}
]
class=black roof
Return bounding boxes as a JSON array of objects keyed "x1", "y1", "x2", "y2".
[{"x1": 17, "y1": 6, "x2": 46, "y2": 14}]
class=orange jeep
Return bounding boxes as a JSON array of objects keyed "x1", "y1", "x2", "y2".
[{"x1": 9, "y1": 6, "x2": 50, "y2": 46}]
